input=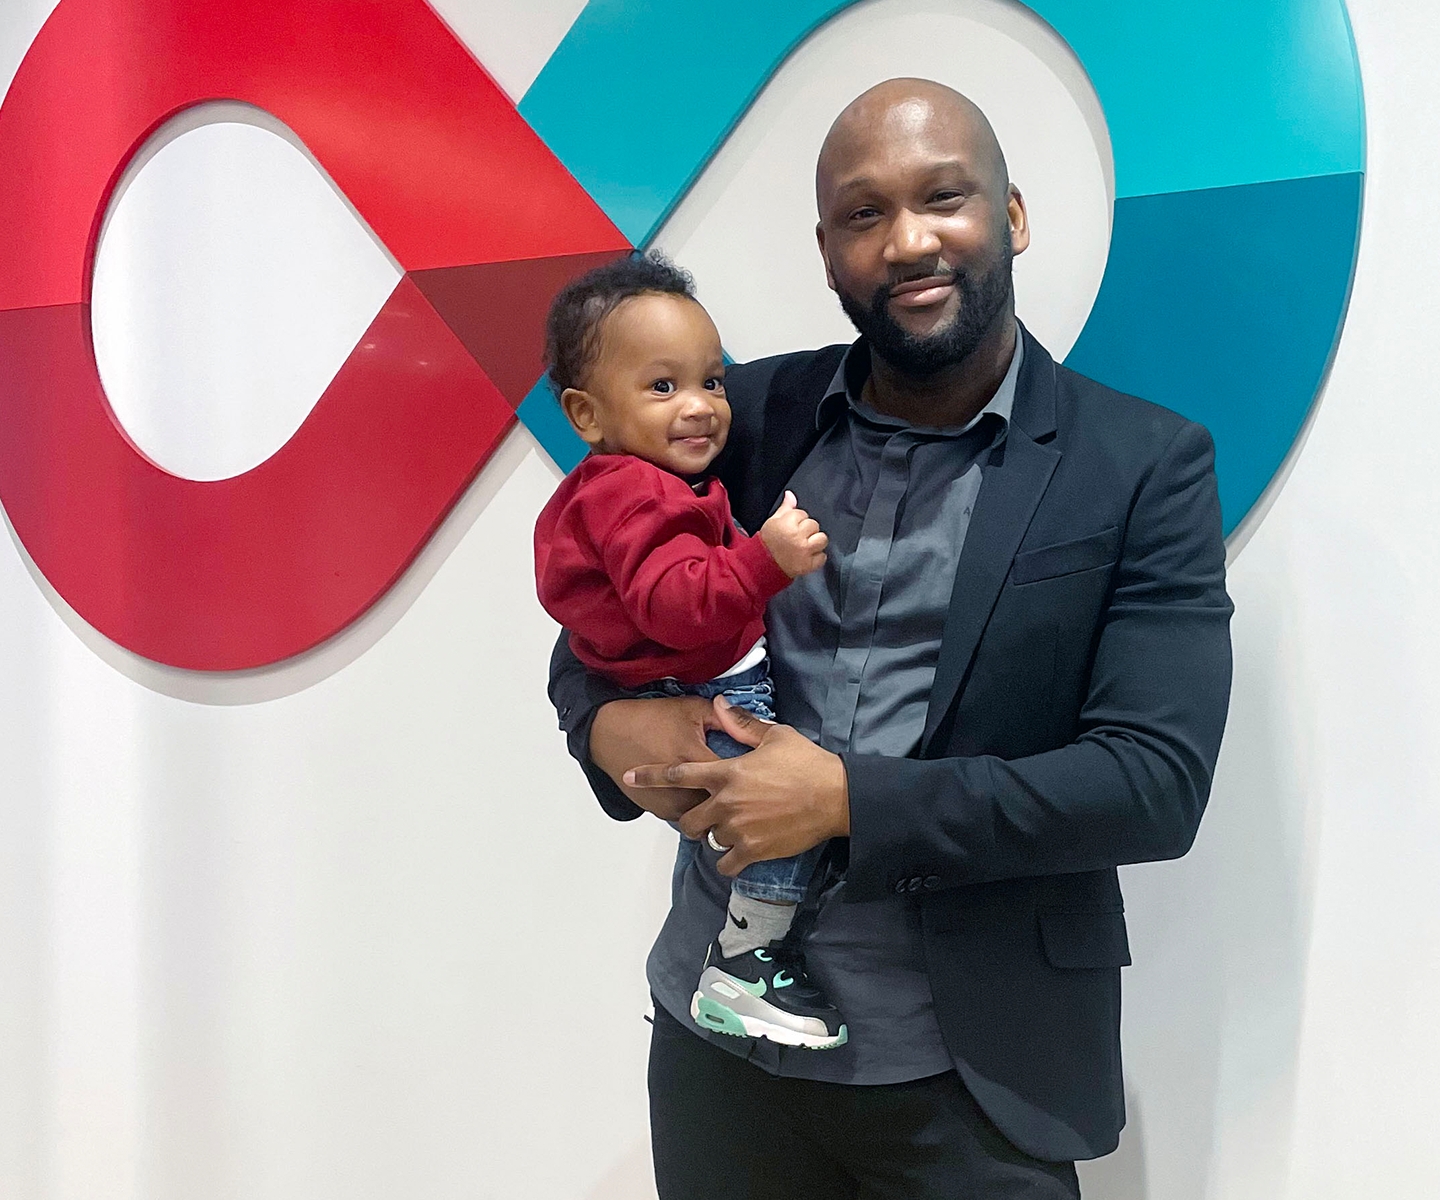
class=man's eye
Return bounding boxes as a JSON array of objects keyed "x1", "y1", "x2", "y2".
[
  {"x1": 850, "y1": 207, "x2": 879, "y2": 222},
  {"x1": 652, "y1": 379, "x2": 674, "y2": 394},
  {"x1": 932, "y1": 190, "x2": 963, "y2": 204}
]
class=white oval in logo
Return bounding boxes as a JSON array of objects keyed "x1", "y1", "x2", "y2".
[{"x1": 91, "y1": 103, "x2": 403, "y2": 482}]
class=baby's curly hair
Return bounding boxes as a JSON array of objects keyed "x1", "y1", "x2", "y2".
[{"x1": 544, "y1": 251, "x2": 697, "y2": 397}]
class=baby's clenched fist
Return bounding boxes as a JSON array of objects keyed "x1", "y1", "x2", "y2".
[{"x1": 760, "y1": 490, "x2": 829, "y2": 579}]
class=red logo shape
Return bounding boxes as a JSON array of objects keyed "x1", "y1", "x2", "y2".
[{"x1": 0, "y1": 0, "x2": 629, "y2": 671}]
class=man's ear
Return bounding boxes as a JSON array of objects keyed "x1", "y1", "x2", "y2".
[
  {"x1": 816, "y1": 221, "x2": 838, "y2": 292},
  {"x1": 560, "y1": 387, "x2": 605, "y2": 447},
  {"x1": 1007, "y1": 185, "x2": 1031, "y2": 257}
]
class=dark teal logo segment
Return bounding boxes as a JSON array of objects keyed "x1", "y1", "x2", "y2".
[
  {"x1": 520, "y1": 0, "x2": 1365, "y2": 535},
  {"x1": 1065, "y1": 173, "x2": 1363, "y2": 532}
]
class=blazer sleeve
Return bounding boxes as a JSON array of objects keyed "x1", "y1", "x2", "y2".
[
  {"x1": 844, "y1": 420, "x2": 1235, "y2": 900},
  {"x1": 547, "y1": 633, "x2": 645, "y2": 821}
]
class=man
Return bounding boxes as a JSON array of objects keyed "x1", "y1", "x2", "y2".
[{"x1": 549, "y1": 79, "x2": 1232, "y2": 1198}]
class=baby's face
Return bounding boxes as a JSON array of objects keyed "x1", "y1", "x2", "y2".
[{"x1": 578, "y1": 293, "x2": 730, "y2": 476}]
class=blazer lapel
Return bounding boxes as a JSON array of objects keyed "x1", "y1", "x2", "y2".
[
  {"x1": 921, "y1": 331, "x2": 1061, "y2": 752},
  {"x1": 759, "y1": 397, "x2": 818, "y2": 522},
  {"x1": 748, "y1": 350, "x2": 844, "y2": 529}
]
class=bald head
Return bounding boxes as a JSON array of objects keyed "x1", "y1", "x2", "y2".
[{"x1": 816, "y1": 79, "x2": 1008, "y2": 212}]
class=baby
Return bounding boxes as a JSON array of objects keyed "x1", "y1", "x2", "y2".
[{"x1": 533, "y1": 253, "x2": 847, "y2": 1050}]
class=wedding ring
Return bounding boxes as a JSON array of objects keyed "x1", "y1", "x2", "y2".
[{"x1": 706, "y1": 828, "x2": 730, "y2": 853}]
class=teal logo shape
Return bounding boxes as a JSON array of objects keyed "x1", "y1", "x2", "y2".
[{"x1": 516, "y1": 0, "x2": 1364, "y2": 537}]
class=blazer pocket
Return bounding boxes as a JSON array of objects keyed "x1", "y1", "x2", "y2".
[
  {"x1": 1038, "y1": 909, "x2": 1132, "y2": 970},
  {"x1": 1010, "y1": 526, "x2": 1120, "y2": 585}
]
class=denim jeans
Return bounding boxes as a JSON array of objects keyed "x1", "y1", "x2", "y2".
[{"x1": 635, "y1": 660, "x2": 825, "y2": 905}]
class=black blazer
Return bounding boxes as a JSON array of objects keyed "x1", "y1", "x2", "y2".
[{"x1": 548, "y1": 327, "x2": 1233, "y2": 1162}]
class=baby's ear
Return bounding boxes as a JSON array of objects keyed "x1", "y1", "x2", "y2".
[{"x1": 560, "y1": 388, "x2": 604, "y2": 446}]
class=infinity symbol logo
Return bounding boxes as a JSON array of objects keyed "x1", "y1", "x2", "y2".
[
  {"x1": 0, "y1": 0, "x2": 1364, "y2": 674},
  {"x1": 0, "y1": 0, "x2": 628, "y2": 671}
]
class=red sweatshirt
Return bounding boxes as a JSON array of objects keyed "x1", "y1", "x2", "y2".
[{"x1": 534, "y1": 454, "x2": 794, "y2": 688}]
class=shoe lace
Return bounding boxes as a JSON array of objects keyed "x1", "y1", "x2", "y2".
[{"x1": 761, "y1": 936, "x2": 825, "y2": 1000}]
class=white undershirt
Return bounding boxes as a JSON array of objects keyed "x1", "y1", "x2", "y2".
[{"x1": 716, "y1": 636, "x2": 767, "y2": 678}]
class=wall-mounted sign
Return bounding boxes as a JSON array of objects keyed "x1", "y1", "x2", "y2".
[{"x1": 0, "y1": 0, "x2": 1364, "y2": 672}]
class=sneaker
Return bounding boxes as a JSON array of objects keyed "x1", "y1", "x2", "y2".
[{"x1": 689, "y1": 938, "x2": 848, "y2": 1050}]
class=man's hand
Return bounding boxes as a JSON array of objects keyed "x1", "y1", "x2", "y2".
[
  {"x1": 759, "y1": 491, "x2": 828, "y2": 578},
  {"x1": 624, "y1": 697, "x2": 850, "y2": 876},
  {"x1": 589, "y1": 696, "x2": 719, "y2": 822}
]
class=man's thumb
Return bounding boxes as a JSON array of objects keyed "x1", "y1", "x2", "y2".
[{"x1": 711, "y1": 694, "x2": 770, "y2": 748}]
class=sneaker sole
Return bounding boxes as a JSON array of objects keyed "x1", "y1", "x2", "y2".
[{"x1": 690, "y1": 992, "x2": 849, "y2": 1050}]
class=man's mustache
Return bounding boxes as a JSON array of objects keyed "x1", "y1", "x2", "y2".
[
  {"x1": 871, "y1": 265, "x2": 966, "y2": 306},
  {"x1": 890, "y1": 265, "x2": 958, "y2": 286}
]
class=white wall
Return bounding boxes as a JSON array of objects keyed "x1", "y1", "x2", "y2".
[{"x1": 1, "y1": 1, "x2": 1437, "y2": 1198}]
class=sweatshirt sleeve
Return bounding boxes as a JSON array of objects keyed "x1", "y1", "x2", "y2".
[{"x1": 591, "y1": 487, "x2": 793, "y2": 651}]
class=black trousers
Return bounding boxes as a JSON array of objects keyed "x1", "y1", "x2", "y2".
[{"x1": 648, "y1": 1005, "x2": 1081, "y2": 1199}]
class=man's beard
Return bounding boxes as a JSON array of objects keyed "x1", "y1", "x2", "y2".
[{"x1": 835, "y1": 234, "x2": 1013, "y2": 378}]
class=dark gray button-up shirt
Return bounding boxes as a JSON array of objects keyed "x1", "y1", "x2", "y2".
[{"x1": 649, "y1": 335, "x2": 1022, "y2": 1084}]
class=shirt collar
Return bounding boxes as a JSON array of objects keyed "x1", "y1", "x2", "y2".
[{"x1": 816, "y1": 326, "x2": 1024, "y2": 435}]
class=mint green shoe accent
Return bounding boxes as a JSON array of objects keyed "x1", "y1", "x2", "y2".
[
  {"x1": 773, "y1": 970, "x2": 794, "y2": 989},
  {"x1": 736, "y1": 977, "x2": 767, "y2": 998},
  {"x1": 694, "y1": 996, "x2": 749, "y2": 1037},
  {"x1": 754, "y1": 949, "x2": 772, "y2": 962}
]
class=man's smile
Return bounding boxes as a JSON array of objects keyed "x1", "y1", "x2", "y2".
[{"x1": 889, "y1": 274, "x2": 957, "y2": 308}]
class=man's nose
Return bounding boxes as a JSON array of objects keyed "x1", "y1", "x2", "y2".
[{"x1": 883, "y1": 208, "x2": 942, "y2": 265}]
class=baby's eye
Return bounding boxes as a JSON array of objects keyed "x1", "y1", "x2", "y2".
[
  {"x1": 703, "y1": 376, "x2": 724, "y2": 392},
  {"x1": 651, "y1": 379, "x2": 675, "y2": 395}
]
